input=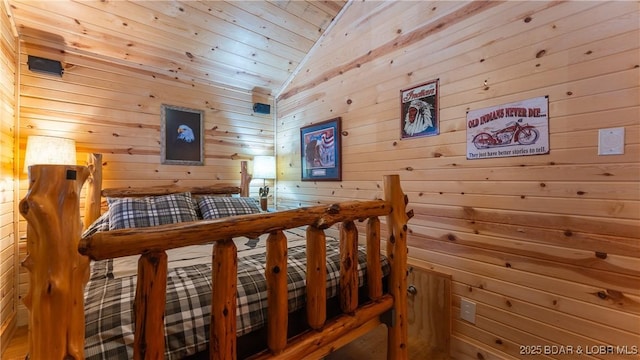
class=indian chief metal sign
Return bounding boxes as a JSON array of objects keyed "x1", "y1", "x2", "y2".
[{"x1": 400, "y1": 79, "x2": 439, "y2": 139}]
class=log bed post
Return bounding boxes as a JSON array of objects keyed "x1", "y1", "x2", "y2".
[
  {"x1": 134, "y1": 251, "x2": 168, "y2": 360},
  {"x1": 83, "y1": 153, "x2": 103, "y2": 230},
  {"x1": 240, "y1": 160, "x2": 251, "y2": 197},
  {"x1": 340, "y1": 221, "x2": 358, "y2": 314},
  {"x1": 366, "y1": 217, "x2": 383, "y2": 299},
  {"x1": 306, "y1": 225, "x2": 327, "y2": 330},
  {"x1": 383, "y1": 174, "x2": 410, "y2": 360},
  {"x1": 266, "y1": 230, "x2": 288, "y2": 353},
  {"x1": 211, "y1": 239, "x2": 238, "y2": 360},
  {"x1": 19, "y1": 165, "x2": 91, "y2": 360}
]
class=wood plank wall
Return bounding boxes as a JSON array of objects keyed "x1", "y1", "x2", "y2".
[
  {"x1": 10, "y1": 43, "x2": 274, "y2": 326},
  {"x1": 276, "y1": 1, "x2": 639, "y2": 359},
  {"x1": 0, "y1": 0, "x2": 17, "y2": 353}
]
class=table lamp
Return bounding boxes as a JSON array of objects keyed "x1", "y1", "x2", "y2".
[
  {"x1": 24, "y1": 135, "x2": 77, "y2": 173},
  {"x1": 252, "y1": 155, "x2": 275, "y2": 211}
]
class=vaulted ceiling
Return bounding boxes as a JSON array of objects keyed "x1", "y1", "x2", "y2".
[{"x1": 7, "y1": 0, "x2": 347, "y2": 97}]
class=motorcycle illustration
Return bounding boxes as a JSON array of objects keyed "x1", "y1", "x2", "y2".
[{"x1": 472, "y1": 119, "x2": 539, "y2": 149}]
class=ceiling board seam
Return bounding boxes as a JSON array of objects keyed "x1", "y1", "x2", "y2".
[
  {"x1": 275, "y1": 0, "x2": 353, "y2": 100},
  {"x1": 277, "y1": 0, "x2": 503, "y2": 101}
]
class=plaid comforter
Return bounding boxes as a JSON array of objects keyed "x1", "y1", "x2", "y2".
[{"x1": 83, "y1": 229, "x2": 390, "y2": 359}]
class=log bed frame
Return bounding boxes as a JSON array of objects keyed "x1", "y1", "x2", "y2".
[{"x1": 19, "y1": 154, "x2": 412, "y2": 360}]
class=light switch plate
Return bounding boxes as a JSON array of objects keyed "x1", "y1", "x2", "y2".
[
  {"x1": 460, "y1": 298, "x2": 476, "y2": 324},
  {"x1": 598, "y1": 127, "x2": 625, "y2": 155}
]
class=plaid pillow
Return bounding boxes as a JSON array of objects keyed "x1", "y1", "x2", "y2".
[
  {"x1": 82, "y1": 212, "x2": 110, "y2": 238},
  {"x1": 107, "y1": 192, "x2": 199, "y2": 230},
  {"x1": 196, "y1": 196, "x2": 261, "y2": 219}
]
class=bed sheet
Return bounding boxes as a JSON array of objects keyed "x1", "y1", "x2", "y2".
[{"x1": 83, "y1": 228, "x2": 390, "y2": 359}]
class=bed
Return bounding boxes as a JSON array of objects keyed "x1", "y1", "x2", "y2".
[{"x1": 19, "y1": 153, "x2": 412, "y2": 359}]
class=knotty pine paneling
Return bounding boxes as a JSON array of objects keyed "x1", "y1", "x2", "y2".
[
  {"x1": 276, "y1": 1, "x2": 640, "y2": 359},
  {"x1": 13, "y1": 43, "x2": 275, "y2": 326},
  {"x1": 8, "y1": 0, "x2": 346, "y2": 95},
  {"x1": 0, "y1": 0, "x2": 17, "y2": 354}
]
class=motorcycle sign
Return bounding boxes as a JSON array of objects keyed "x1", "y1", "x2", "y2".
[
  {"x1": 472, "y1": 119, "x2": 539, "y2": 149},
  {"x1": 466, "y1": 96, "x2": 549, "y2": 160}
]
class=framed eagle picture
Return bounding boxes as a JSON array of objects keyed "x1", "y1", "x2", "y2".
[{"x1": 161, "y1": 104, "x2": 204, "y2": 165}]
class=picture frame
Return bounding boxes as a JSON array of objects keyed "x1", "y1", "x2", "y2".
[
  {"x1": 161, "y1": 104, "x2": 204, "y2": 165},
  {"x1": 400, "y1": 79, "x2": 439, "y2": 139},
  {"x1": 300, "y1": 117, "x2": 342, "y2": 181}
]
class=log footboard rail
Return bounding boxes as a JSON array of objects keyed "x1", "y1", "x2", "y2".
[{"x1": 21, "y1": 164, "x2": 411, "y2": 360}]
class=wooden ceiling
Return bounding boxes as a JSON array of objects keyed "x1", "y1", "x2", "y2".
[{"x1": 7, "y1": 0, "x2": 347, "y2": 97}]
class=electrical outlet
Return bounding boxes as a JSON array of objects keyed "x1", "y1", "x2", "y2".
[
  {"x1": 460, "y1": 298, "x2": 476, "y2": 324},
  {"x1": 598, "y1": 127, "x2": 625, "y2": 155}
]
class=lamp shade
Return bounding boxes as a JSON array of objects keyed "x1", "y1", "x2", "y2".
[
  {"x1": 24, "y1": 135, "x2": 77, "y2": 173},
  {"x1": 252, "y1": 155, "x2": 276, "y2": 179}
]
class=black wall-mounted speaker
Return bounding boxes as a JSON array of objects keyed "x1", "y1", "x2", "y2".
[
  {"x1": 27, "y1": 55, "x2": 63, "y2": 76},
  {"x1": 253, "y1": 103, "x2": 271, "y2": 114}
]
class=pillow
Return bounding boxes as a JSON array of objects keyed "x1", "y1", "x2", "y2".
[
  {"x1": 196, "y1": 196, "x2": 261, "y2": 219},
  {"x1": 107, "y1": 192, "x2": 199, "y2": 230},
  {"x1": 82, "y1": 211, "x2": 110, "y2": 238}
]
